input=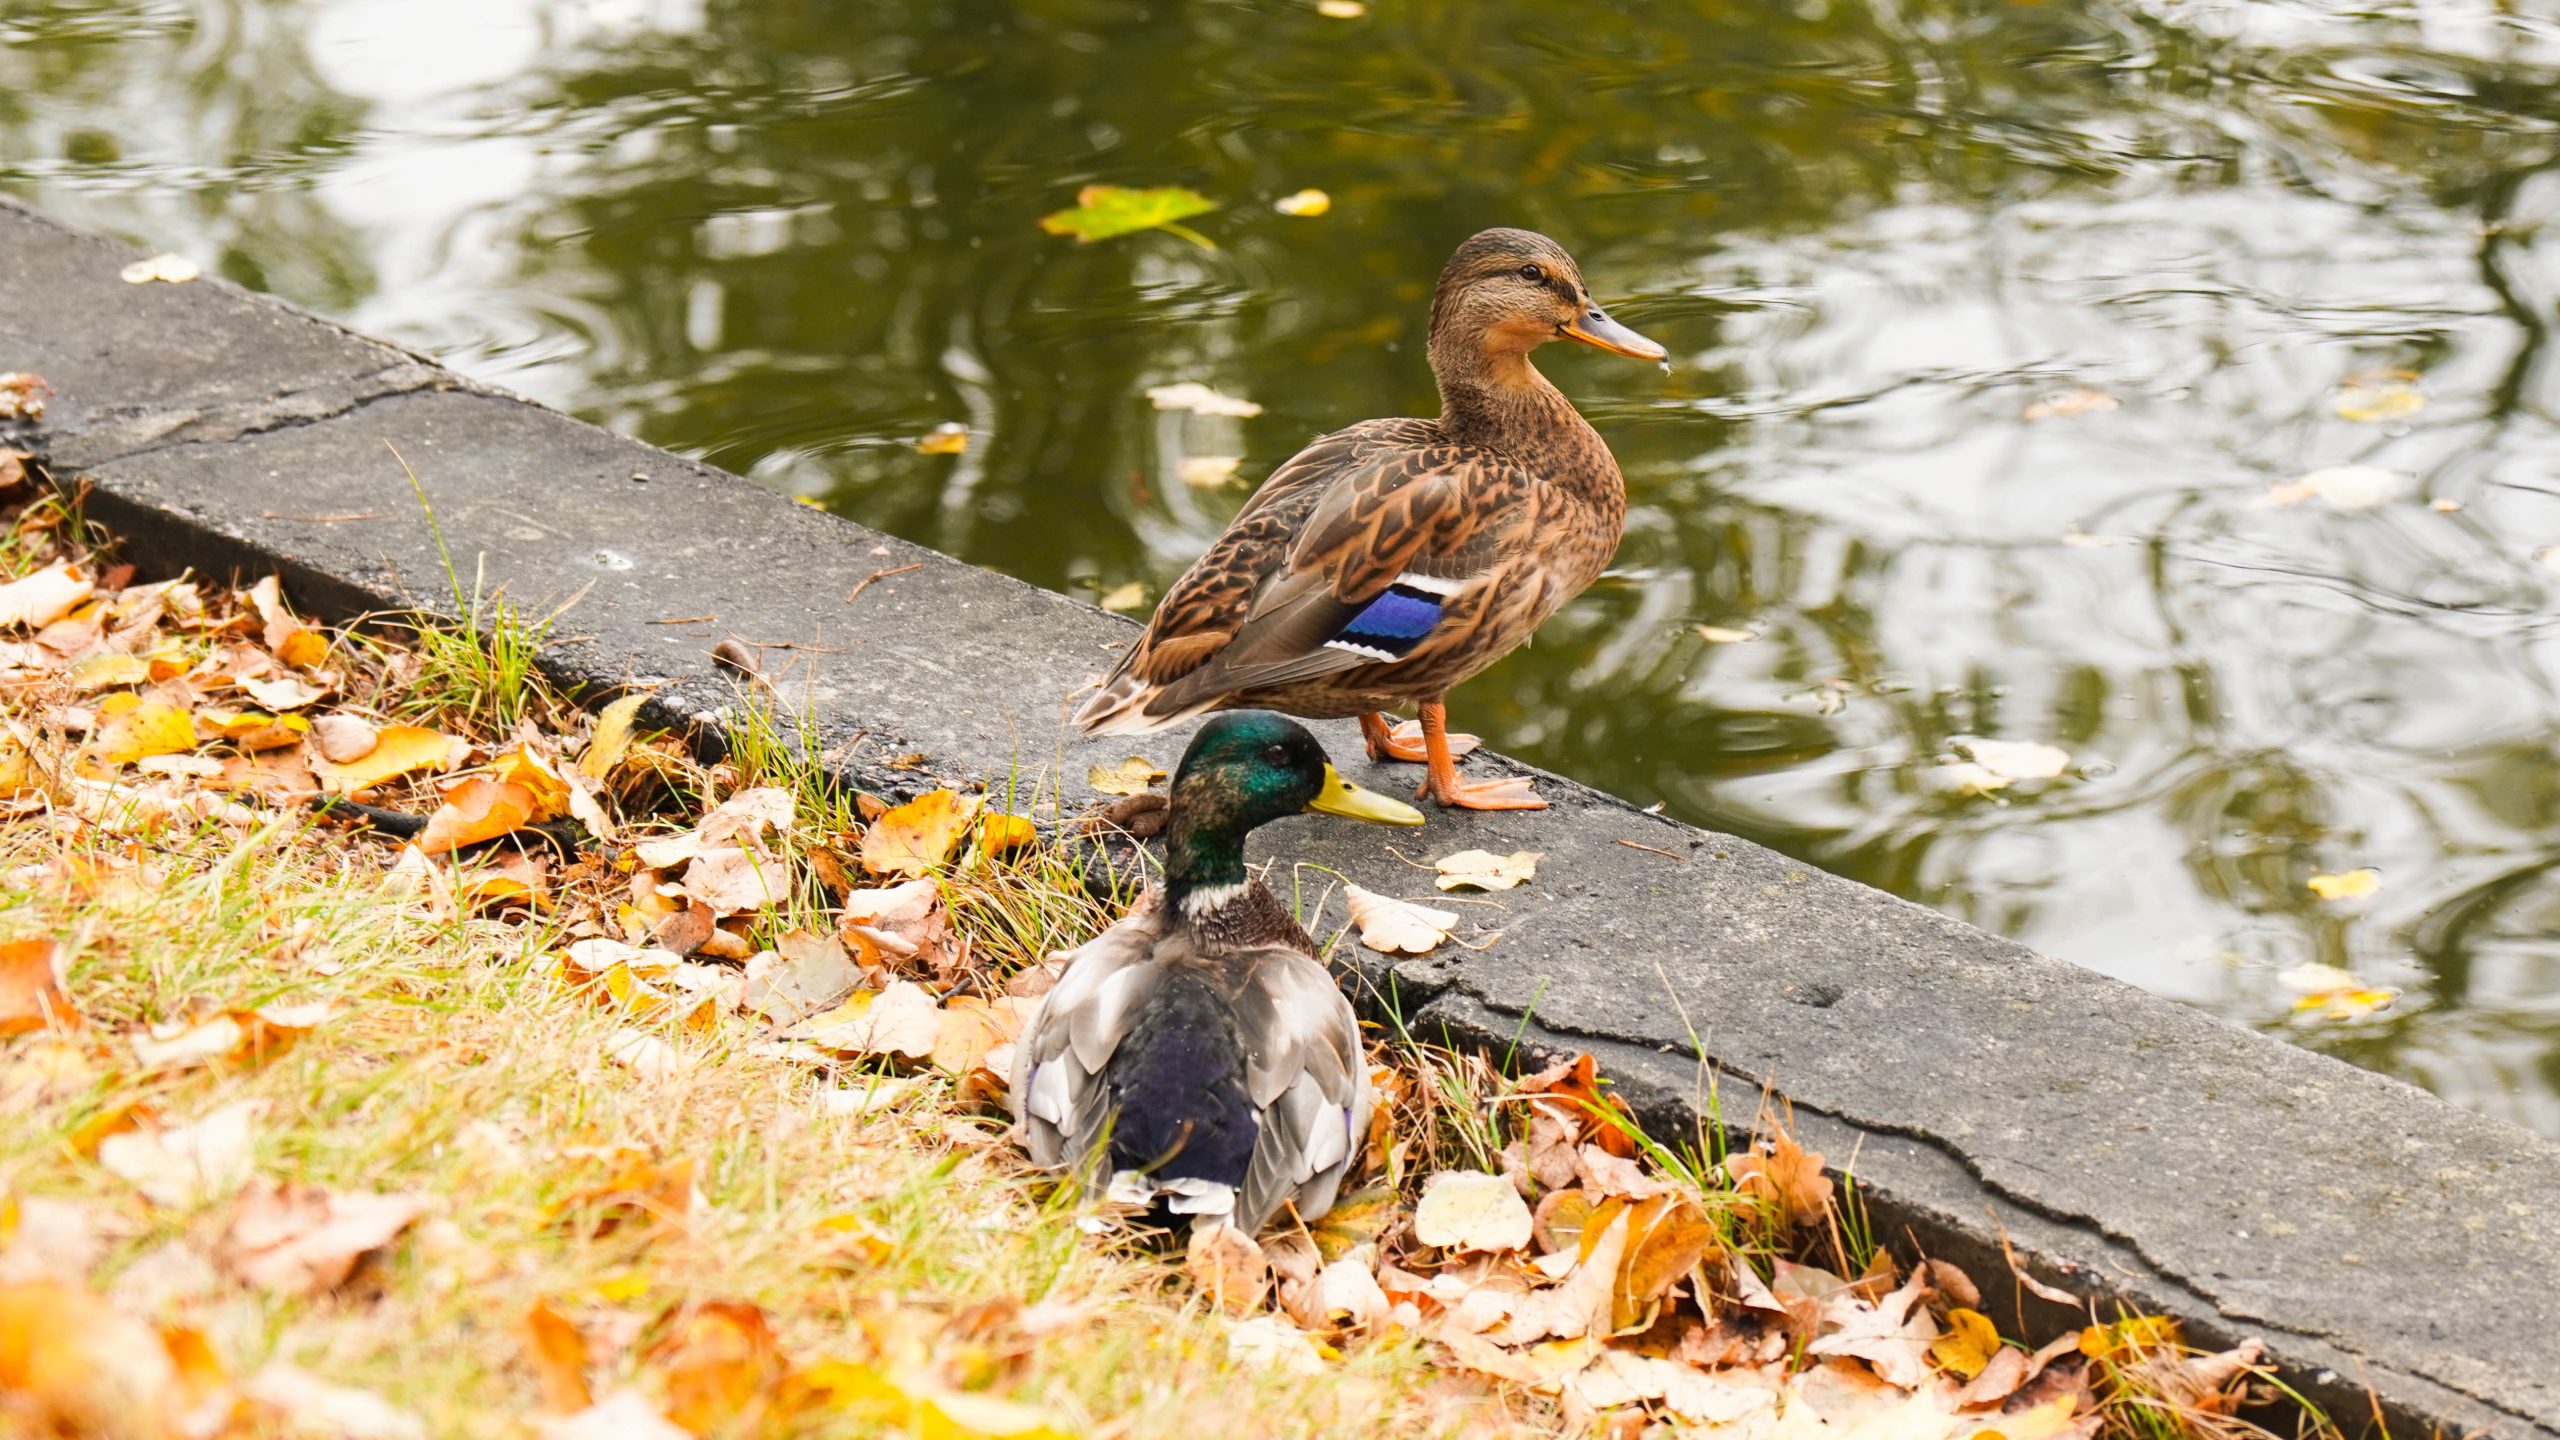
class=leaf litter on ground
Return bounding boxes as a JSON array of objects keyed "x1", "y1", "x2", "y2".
[{"x1": 0, "y1": 491, "x2": 2329, "y2": 1440}]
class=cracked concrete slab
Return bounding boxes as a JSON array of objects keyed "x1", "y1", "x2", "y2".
[{"x1": 6, "y1": 197, "x2": 2555, "y2": 1438}]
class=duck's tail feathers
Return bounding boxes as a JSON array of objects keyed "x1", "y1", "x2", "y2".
[{"x1": 1075, "y1": 675, "x2": 1220, "y2": 736}]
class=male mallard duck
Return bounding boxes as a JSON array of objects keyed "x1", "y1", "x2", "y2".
[
  {"x1": 1076, "y1": 228, "x2": 1664, "y2": 810},
  {"x1": 1011, "y1": 711, "x2": 1422, "y2": 1232}
]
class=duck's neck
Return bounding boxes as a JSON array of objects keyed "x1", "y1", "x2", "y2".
[
  {"x1": 1160, "y1": 800, "x2": 1252, "y2": 921},
  {"x1": 1430, "y1": 338, "x2": 1621, "y2": 500}
]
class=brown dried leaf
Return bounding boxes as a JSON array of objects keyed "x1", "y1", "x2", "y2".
[
  {"x1": 837, "y1": 879, "x2": 954, "y2": 977},
  {"x1": 217, "y1": 1180, "x2": 430, "y2": 1296},
  {"x1": 1725, "y1": 1127, "x2": 1833, "y2": 1227},
  {"x1": 1341, "y1": 883, "x2": 1455, "y2": 955},
  {"x1": 0, "y1": 562, "x2": 92, "y2": 630},
  {"x1": 0, "y1": 1280, "x2": 212, "y2": 1438},
  {"x1": 131, "y1": 1003, "x2": 329, "y2": 1073},
  {"x1": 1185, "y1": 1221, "x2": 1269, "y2": 1314},
  {"x1": 1412, "y1": 1171, "x2": 1533, "y2": 1253},
  {"x1": 788, "y1": 980, "x2": 941, "y2": 1061},
  {"x1": 1806, "y1": 1266, "x2": 1940, "y2": 1387}
]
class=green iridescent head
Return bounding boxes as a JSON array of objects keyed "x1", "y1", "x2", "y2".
[{"x1": 1161, "y1": 712, "x2": 1421, "y2": 894}]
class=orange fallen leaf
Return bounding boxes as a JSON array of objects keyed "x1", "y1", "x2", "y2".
[
  {"x1": 523, "y1": 1299, "x2": 593, "y2": 1414},
  {"x1": 551, "y1": 1155, "x2": 697, "y2": 1239},
  {"x1": 0, "y1": 1280, "x2": 212, "y2": 1438},
  {"x1": 0, "y1": 937, "x2": 78, "y2": 1036},
  {"x1": 649, "y1": 1300, "x2": 788, "y2": 1434},
  {"x1": 1932, "y1": 1305, "x2": 2002, "y2": 1379},
  {"x1": 416, "y1": 776, "x2": 541, "y2": 852},
  {"x1": 860, "y1": 790, "x2": 980, "y2": 877}
]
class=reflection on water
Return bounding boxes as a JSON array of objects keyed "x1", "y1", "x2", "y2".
[{"x1": 12, "y1": 0, "x2": 2560, "y2": 1133}]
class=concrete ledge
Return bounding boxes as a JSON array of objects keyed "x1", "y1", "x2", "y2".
[{"x1": 5, "y1": 195, "x2": 2555, "y2": 1437}]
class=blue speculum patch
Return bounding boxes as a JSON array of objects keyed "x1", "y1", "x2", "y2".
[{"x1": 1327, "y1": 584, "x2": 1444, "y2": 659}]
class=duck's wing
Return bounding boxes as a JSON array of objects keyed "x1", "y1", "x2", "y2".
[
  {"x1": 1010, "y1": 899, "x2": 1170, "y2": 1175},
  {"x1": 1230, "y1": 950, "x2": 1373, "y2": 1234},
  {"x1": 1079, "y1": 421, "x2": 1529, "y2": 731}
]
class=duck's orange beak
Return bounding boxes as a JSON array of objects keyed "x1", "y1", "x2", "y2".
[{"x1": 1561, "y1": 305, "x2": 1666, "y2": 362}]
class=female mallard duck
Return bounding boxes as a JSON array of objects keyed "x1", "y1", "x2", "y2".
[
  {"x1": 1011, "y1": 711, "x2": 1421, "y2": 1232},
  {"x1": 1076, "y1": 227, "x2": 1664, "y2": 811}
]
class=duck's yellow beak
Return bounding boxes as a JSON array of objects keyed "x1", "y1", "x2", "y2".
[
  {"x1": 1562, "y1": 305, "x2": 1666, "y2": 362},
  {"x1": 1307, "y1": 764, "x2": 1425, "y2": 826}
]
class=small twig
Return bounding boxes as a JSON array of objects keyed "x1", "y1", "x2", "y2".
[
  {"x1": 1616, "y1": 838, "x2": 1684, "y2": 860},
  {"x1": 844, "y1": 562, "x2": 924, "y2": 605},
  {"x1": 649, "y1": 614, "x2": 717, "y2": 626}
]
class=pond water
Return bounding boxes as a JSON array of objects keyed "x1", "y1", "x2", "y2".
[{"x1": 11, "y1": 0, "x2": 2560, "y2": 1134}]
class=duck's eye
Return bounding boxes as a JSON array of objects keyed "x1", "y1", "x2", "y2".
[
  {"x1": 1263, "y1": 744, "x2": 1289, "y2": 764},
  {"x1": 1518, "y1": 263, "x2": 1545, "y2": 283}
]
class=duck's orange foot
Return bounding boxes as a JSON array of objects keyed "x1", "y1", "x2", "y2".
[
  {"x1": 1363, "y1": 714, "x2": 1478, "y2": 764},
  {"x1": 1419, "y1": 774, "x2": 1548, "y2": 811}
]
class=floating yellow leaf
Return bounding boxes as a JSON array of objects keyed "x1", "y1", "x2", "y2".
[
  {"x1": 1040, "y1": 184, "x2": 1216, "y2": 246},
  {"x1": 1144, "y1": 381, "x2": 1263, "y2": 418},
  {"x1": 580, "y1": 693, "x2": 651, "y2": 780},
  {"x1": 312, "y1": 723, "x2": 458, "y2": 793},
  {"x1": 1433, "y1": 849, "x2": 1540, "y2": 892},
  {"x1": 1096, "y1": 581, "x2": 1149, "y2": 614},
  {"x1": 1177, "y1": 455, "x2": 1243, "y2": 489},
  {"x1": 1341, "y1": 883, "x2": 1455, "y2": 955},
  {"x1": 2293, "y1": 985, "x2": 2400, "y2": 1022},
  {"x1": 2023, "y1": 387, "x2": 2120, "y2": 420},
  {"x1": 1412, "y1": 1171, "x2": 1532, "y2": 1253},
  {"x1": 916, "y1": 422, "x2": 969, "y2": 456},
  {"x1": 416, "y1": 776, "x2": 542, "y2": 852},
  {"x1": 2307, "y1": 868, "x2": 2380, "y2": 901},
  {"x1": 2253, "y1": 465, "x2": 2411, "y2": 512},
  {"x1": 860, "y1": 789, "x2": 980, "y2": 877},
  {"x1": 2334, "y1": 371, "x2": 2424, "y2": 422},
  {"x1": 1087, "y1": 756, "x2": 1164, "y2": 795},
  {"x1": 1695, "y1": 625, "x2": 1754, "y2": 644},
  {"x1": 1316, "y1": 0, "x2": 1366, "y2": 15},
  {"x1": 1273, "y1": 188, "x2": 1331, "y2": 217},
  {"x1": 1930, "y1": 1306, "x2": 2001, "y2": 1378},
  {"x1": 1958, "y1": 738, "x2": 2070, "y2": 781}
]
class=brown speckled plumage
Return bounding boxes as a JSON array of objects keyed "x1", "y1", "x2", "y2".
[{"x1": 1076, "y1": 229, "x2": 1654, "y2": 756}]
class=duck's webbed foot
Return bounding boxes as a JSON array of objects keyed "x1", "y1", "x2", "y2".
[
  {"x1": 1410, "y1": 701, "x2": 1543, "y2": 811},
  {"x1": 1361, "y1": 711, "x2": 1476, "y2": 764}
]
